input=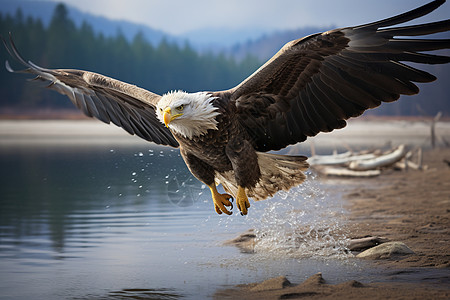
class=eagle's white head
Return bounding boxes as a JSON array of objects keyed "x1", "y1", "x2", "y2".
[{"x1": 156, "y1": 91, "x2": 220, "y2": 139}]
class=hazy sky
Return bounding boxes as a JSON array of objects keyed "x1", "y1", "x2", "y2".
[{"x1": 47, "y1": 0, "x2": 449, "y2": 35}]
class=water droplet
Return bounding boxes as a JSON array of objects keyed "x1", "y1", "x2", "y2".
[{"x1": 248, "y1": 179, "x2": 350, "y2": 260}]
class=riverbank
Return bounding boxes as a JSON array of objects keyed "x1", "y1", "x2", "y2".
[{"x1": 216, "y1": 147, "x2": 450, "y2": 299}]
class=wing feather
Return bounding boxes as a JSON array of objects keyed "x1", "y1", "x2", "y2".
[
  {"x1": 2, "y1": 35, "x2": 178, "y2": 147},
  {"x1": 353, "y1": 0, "x2": 445, "y2": 29},
  {"x1": 303, "y1": 84, "x2": 331, "y2": 132},
  {"x1": 326, "y1": 55, "x2": 417, "y2": 96},
  {"x1": 309, "y1": 76, "x2": 347, "y2": 120},
  {"x1": 294, "y1": 91, "x2": 316, "y2": 137},
  {"x1": 307, "y1": 81, "x2": 340, "y2": 126},
  {"x1": 224, "y1": 0, "x2": 449, "y2": 151}
]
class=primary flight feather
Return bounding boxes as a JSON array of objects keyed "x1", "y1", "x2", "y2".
[{"x1": 3, "y1": 0, "x2": 450, "y2": 215}]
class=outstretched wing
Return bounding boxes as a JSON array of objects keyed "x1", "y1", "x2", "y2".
[
  {"x1": 225, "y1": 0, "x2": 450, "y2": 152},
  {"x1": 2, "y1": 35, "x2": 179, "y2": 147}
]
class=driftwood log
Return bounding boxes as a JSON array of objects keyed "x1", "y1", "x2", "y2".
[
  {"x1": 313, "y1": 166, "x2": 381, "y2": 177},
  {"x1": 348, "y1": 145, "x2": 406, "y2": 171},
  {"x1": 308, "y1": 152, "x2": 377, "y2": 166},
  {"x1": 311, "y1": 145, "x2": 426, "y2": 177}
]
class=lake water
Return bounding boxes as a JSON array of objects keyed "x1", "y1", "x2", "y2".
[{"x1": 1, "y1": 120, "x2": 449, "y2": 299}]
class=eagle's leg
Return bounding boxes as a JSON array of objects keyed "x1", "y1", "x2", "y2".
[
  {"x1": 180, "y1": 149, "x2": 233, "y2": 215},
  {"x1": 208, "y1": 184, "x2": 233, "y2": 215},
  {"x1": 225, "y1": 138, "x2": 259, "y2": 216},
  {"x1": 236, "y1": 186, "x2": 250, "y2": 215}
]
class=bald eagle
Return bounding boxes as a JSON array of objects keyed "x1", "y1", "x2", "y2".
[{"x1": 3, "y1": 0, "x2": 450, "y2": 215}]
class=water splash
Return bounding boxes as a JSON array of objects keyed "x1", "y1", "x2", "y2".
[{"x1": 248, "y1": 171, "x2": 350, "y2": 260}]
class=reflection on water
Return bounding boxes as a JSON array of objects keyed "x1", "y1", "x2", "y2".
[
  {"x1": 93, "y1": 288, "x2": 182, "y2": 300},
  {"x1": 0, "y1": 138, "x2": 364, "y2": 299}
]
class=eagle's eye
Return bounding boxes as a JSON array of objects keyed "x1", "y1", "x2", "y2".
[{"x1": 176, "y1": 104, "x2": 184, "y2": 111}]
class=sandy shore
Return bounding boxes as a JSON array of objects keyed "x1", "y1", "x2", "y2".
[
  {"x1": 346, "y1": 148, "x2": 450, "y2": 270},
  {"x1": 1, "y1": 118, "x2": 450, "y2": 148},
  {"x1": 217, "y1": 147, "x2": 450, "y2": 299}
]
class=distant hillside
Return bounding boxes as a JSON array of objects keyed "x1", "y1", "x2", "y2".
[
  {"x1": 0, "y1": 0, "x2": 180, "y2": 46},
  {"x1": 0, "y1": 0, "x2": 282, "y2": 52},
  {"x1": 0, "y1": 2, "x2": 449, "y2": 117},
  {"x1": 0, "y1": 1, "x2": 328, "y2": 57},
  {"x1": 0, "y1": 3, "x2": 261, "y2": 113},
  {"x1": 225, "y1": 27, "x2": 328, "y2": 61}
]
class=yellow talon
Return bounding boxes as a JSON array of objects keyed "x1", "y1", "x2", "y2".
[
  {"x1": 236, "y1": 186, "x2": 250, "y2": 215},
  {"x1": 209, "y1": 184, "x2": 233, "y2": 215}
]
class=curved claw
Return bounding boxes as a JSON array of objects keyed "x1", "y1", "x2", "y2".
[
  {"x1": 236, "y1": 186, "x2": 250, "y2": 216},
  {"x1": 209, "y1": 185, "x2": 233, "y2": 215},
  {"x1": 214, "y1": 193, "x2": 233, "y2": 215}
]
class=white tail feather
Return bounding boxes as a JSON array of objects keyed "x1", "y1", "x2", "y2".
[{"x1": 215, "y1": 152, "x2": 309, "y2": 201}]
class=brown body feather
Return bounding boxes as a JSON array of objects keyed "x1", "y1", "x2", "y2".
[
  {"x1": 175, "y1": 96, "x2": 308, "y2": 201},
  {"x1": 175, "y1": 96, "x2": 262, "y2": 191}
]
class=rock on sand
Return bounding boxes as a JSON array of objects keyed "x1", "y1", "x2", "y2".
[{"x1": 357, "y1": 241, "x2": 414, "y2": 259}]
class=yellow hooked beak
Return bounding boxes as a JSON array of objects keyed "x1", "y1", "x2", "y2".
[{"x1": 163, "y1": 107, "x2": 183, "y2": 127}]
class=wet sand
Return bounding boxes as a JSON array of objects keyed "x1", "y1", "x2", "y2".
[
  {"x1": 346, "y1": 148, "x2": 450, "y2": 270},
  {"x1": 216, "y1": 147, "x2": 450, "y2": 299}
]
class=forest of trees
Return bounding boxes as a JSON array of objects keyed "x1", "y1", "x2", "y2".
[
  {"x1": 0, "y1": 3, "x2": 449, "y2": 117},
  {"x1": 0, "y1": 4, "x2": 260, "y2": 112}
]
